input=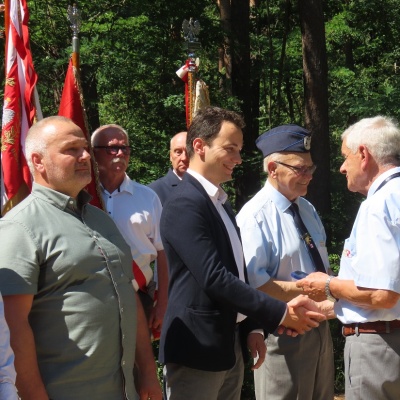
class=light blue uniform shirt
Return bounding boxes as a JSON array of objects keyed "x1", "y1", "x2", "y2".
[
  {"x1": 0, "y1": 293, "x2": 18, "y2": 400},
  {"x1": 335, "y1": 167, "x2": 400, "y2": 323},
  {"x1": 237, "y1": 180, "x2": 329, "y2": 288}
]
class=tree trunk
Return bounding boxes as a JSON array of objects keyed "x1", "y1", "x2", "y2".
[
  {"x1": 298, "y1": 0, "x2": 331, "y2": 224},
  {"x1": 218, "y1": 0, "x2": 232, "y2": 94},
  {"x1": 231, "y1": 0, "x2": 261, "y2": 210},
  {"x1": 276, "y1": 0, "x2": 291, "y2": 119}
]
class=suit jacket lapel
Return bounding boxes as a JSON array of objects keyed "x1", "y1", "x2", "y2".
[
  {"x1": 185, "y1": 174, "x2": 243, "y2": 277},
  {"x1": 166, "y1": 168, "x2": 181, "y2": 188}
]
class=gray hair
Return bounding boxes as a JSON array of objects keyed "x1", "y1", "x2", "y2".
[
  {"x1": 25, "y1": 116, "x2": 72, "y2": 174},
  {"x1": 342, "y1": 116, "x2": 400, "y2": 166},
  {"x1": 91, "y1": 124, "x2": 129, "y2": 146},
  {"x1": 263, "y1": 153, "x2": 281, "y2": 173}
]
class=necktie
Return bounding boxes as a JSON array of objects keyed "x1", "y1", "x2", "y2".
[{"x1": 289, "y1": 202, "x2": 326, "y2": 273}]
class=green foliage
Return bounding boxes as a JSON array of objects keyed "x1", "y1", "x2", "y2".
[{"x1": 4, "y1": 0, "x2": 400, "y2": 396}]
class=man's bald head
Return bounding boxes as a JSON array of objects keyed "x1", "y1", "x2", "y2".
[{"x1": 170, "y1": 131, "x2": 189, "y2": 177}]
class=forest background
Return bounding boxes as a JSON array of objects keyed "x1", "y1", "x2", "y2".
[{"x1": 2, "y1": 0, "x2": 400, "y2": 397}]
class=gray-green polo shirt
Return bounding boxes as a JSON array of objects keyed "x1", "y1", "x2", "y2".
[{"x1": 0, "y1": 183, "x2": 138, "y2": 400}]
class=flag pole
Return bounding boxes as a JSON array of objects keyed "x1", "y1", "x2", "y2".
[
  {"x1": 68, "y1": 3, "x2": 81, "y2": 69},
  {"x1": 58, "y1": 3, "x2": 104, "y2": 209},
  {"x1": 182, "y1": 18, "x2": 201, "y2": 128}
]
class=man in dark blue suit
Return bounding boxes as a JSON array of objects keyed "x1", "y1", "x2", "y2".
[
  {"x1": 149, "y1": 131, "x2": 188, "y2": 205},
  {"x1": 159, "y1": 106, "x2": 326, "y2": 400}
]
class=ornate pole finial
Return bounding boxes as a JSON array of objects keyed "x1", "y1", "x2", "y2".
[
  {"x1": 67, "y1": 3, "x2": 81, "y2": 53},
  {"x1": 182, "y1": 18, "x2": 201, "y2": 53}
]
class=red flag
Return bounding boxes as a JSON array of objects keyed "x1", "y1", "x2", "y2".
[
  {"x1": 1, "y1": 0, "x2": 41, "y2": 215},
  {"x1": 58, "y1": 57, "x2": 104, "y2": 209},
  {"x1": 58, "y1": 59, "x2": 153, "y2": 337}
]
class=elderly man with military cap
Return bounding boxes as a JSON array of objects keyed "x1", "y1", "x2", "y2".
[{"x1": 237, "y1": 124, "x2": 334, "y2": 400}]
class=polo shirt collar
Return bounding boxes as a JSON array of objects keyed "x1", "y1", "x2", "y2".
[{"x1": 31, "y1": 182, "x2": 91, "y2": 211}]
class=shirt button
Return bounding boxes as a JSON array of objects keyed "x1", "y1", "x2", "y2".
[
  {"x1": 121, "y1": 308, "x2": 124, "y2": 312},
  {"x1": 122, "y1": 361, "x2": 126, "y2": 366}
]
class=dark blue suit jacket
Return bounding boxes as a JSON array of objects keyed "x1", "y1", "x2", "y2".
[
  {"x1": 159, "y1": 173, "x2": 287, "y2": 371},
  {"x1": 148, "y1": 169, "x2": 181, "y2": 205}
]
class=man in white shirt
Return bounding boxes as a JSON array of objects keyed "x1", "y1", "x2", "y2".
[
  {"x1": 92, "y1": 124, "x2": 168, "y2": 337},
  {"x1": 298, "y1": 116, "x2": 400, "y2": 400}
]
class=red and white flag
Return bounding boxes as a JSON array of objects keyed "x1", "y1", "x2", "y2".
[
  {"x1": 1, "y1": 0, "x2": 42, "y2": 216},
  {"x1": 58, "y1": 57, "x2": 104, "y2": 209},
  {"x1": 58, "y1": 59, "x2": 151, "y2": 327}
]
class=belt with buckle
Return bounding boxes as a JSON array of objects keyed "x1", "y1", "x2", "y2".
[{"x1": 342, "y1": 320, "x2": 400, "y2": 337}]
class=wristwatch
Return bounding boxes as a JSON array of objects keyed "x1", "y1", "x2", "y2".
[{"x1": 325, "y1": 276, "x2": 338, "y2": 302}]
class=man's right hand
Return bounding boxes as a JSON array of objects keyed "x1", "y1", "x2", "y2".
[{"x1": 281, "y1": 295, "x2": 326, "y2": 335}]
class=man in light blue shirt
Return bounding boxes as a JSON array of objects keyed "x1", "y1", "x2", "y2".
[
  {"x1": 0, "y1": 292, "x2": 18, "y2": 400},
  {"x1": 159, "y1": 108, "x2": 326, "y2": 400},
  {"x1": 298, "y1": 116, "x2": 400, "y2": 400},
  {"x1": 237, "y1": 124, "x2": 334, "y2": 400}
]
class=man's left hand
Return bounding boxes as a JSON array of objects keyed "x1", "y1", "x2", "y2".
[
  {"x1": 137, "y1": 371, "x2": 162, "y2": 400},
  {"x1": 247, "y1": 332, "x2": 266, "y2": 370}
]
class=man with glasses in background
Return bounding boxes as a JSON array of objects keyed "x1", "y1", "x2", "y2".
[
  {"x1": 237, "y1": 125, "x2": 334, "y2": 400},
  {"x1": 92, "y1": 125, "x2": 168, "y2": 339}
]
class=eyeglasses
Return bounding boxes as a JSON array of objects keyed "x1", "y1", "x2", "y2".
[
  {"x1": 341, "y1": 150, "x2": 353, "y2": 162},
  {"x1": 275, "y1": 161, "x2": 317, "y2": 175},
  {"x1": 94, "y1": 146, "x2": 132, "y2": 155}
]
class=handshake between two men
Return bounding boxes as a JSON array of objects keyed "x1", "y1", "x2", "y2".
[
  {"x1": 278, "y1": 292, "x2": 335, "y2": 337},
  {"x1": 247, "y1": 289, "x2": 335, "y2": 371}
]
